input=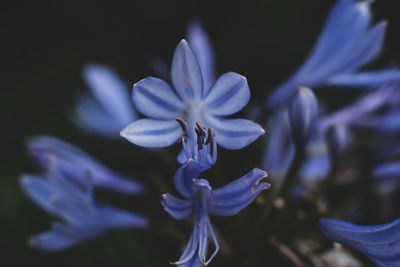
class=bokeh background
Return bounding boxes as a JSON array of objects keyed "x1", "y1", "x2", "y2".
[{"x1": 2, "y1": 0, "x2": 400, "y2": 266}]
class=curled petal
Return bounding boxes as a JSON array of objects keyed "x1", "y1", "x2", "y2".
[
  {"x1": 205, "y1": 116, "x2": 265, "y2": 150},
  {"x1": 204, "y1": 72, "x2": 250, "y2": 116},
  {"x1": 173, "y1": 160, "x2": 201, "y2": 198},
  {"x1": 187, "y1": 22, "x2": 215, "y2": 92},
  {"x1": 133, "y1": 77, "x2": 184, "y2": 119},
  {"x1": 120, "y1": 119, "x2": 182, "y2": 148},
  {"x1": 209, "y1": 168, "x2": 270, "y2": 216},
  {"x1": 320, "y1": 218, "x2": 400, "y2": 267},
  {"x1": 171, "y1": 39, "x2": 204, "y2": 101},
  {"x1": 161, "y1": 193, "x2": 193, "y2": 220}
]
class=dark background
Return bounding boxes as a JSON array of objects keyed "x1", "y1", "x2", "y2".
[{"x1": 1, "y1": 0, "x2": 400, "y2": 266}]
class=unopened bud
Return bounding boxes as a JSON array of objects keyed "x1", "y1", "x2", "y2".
[{"x1": 289, "y1": 87, "x2": 318, "y2": 147}]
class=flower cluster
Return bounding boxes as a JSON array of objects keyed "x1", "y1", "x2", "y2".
[{"x1": 21, "y1": 0, "x2": 400, "y2": 266}]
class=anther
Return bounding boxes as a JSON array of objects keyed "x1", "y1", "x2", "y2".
[
  {"x1": 205, "y1": 128, "x2": 215, "y2": 145},
  {"x1": 195, "y1": 121, "x2": 207, "y2": 137},
  {"x1": 176, "y1": 118, "x2": 187, "y2": 133}
]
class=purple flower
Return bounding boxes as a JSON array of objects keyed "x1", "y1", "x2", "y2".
[
  {"x1": 28, "y1": 135, "x2": 144, "y2": 195},
  {"x1": 320, "y1": 217, "x2": 400, "y2": 267},
  {"x1": 74, "y1": 64, "x2": 137, "y2": 138},
  {"x1": 161, "y1": 159, "x2": 269, "y2": 266},
  {"x1": 266, "y1": 0, "x2": 400, "y2": 109},
  {"x1": 121, "y1": 39, "x2": 264, "y2": 153},
  {"x1": 21, "y1": 161, "x2": 148, "y2": 251}
]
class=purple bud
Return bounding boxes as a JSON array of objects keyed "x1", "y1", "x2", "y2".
[{"x1": 288, "y1": 87, "x2": 318, "y2": 146}]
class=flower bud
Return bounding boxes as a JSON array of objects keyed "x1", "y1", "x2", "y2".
[{"x1": 288, "y1": 87, "x2": 318, "y2": 147}]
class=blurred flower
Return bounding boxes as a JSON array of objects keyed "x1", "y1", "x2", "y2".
[
  {"x1": 162, "y1": 159, "x2": 269, "y2": 266},
  {"x1": 320, "y1": 217, "x2": 400, "y2": 267},
  {"x1": 21, "y1": 161, "x2": 148, "y2": 251},
  {"x1": 121, "y1": 39, "x2": 264, "y2": 152},
  {"x1": 320, "y1": 84, "x2": 400, "y2": 131},
  {"x1": 266, "y1": 0, "x2": 400, "y2": 110},
  {"x1": 288, "y1": 87, "x2": 318, "y2": 147},
  {"x1": 262, "y1": 111, "x2": 294, "y2": 177},
  {"x1": 28, "y1": 135, "x2": 144, "y2": 195},
  {"x1": 74, "y1": 64, "x2": 137, "y2": 138}
]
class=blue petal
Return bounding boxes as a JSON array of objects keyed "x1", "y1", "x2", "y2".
[
  {"x1": 300, "y1": 152, "x2": 331, "y2": 180},
  {"x1": 161, "y1": 193, "x2": 193, "y2": 220},
  {"x1": 205, "y1": 116, "x2": 265, "y2": 149},
  {"x1": 320, "y1": 85, "x2": 400, "y2": 131},
  {"x1": 171, "y1": 39, "x2": 204, "y2": 101},
  {"x1": 320, "y1": 218, "x2": 400, "y2": 267},
  {"x1": 20, "y1": 174, "x2": 59, "y2": 215},
  {"x1": 173, "y1": 160, "x2": 201, "y2": 198},
  {"x1": 132, "y1": 77, "x2": 184, "y2": 119},
  {"x1": 187, "y1": 22, "x2": 215, "y2": 92},
  {"x1": 327, "y1": 69, "x2": 400, "y2": 87},
  {"x1": 74, "y1": 94, "x2": 124, "y2": 138},
  {"x1": 120, "y1": 119, "x2": 182, "y2": 148},
  {"x1": 95, "y1": 205, "x2": 149, "y2": 228},
  {"x1": 376, "y1": 110, "x2": 400, "y2": 133},
  {"x1": 265, "y1": 0, "x2": 396, "y2": 110},
  {"x1": 262, "y1": 111, "x2": 294, "y2": 175},
  {"x1": 373, "y1": 162, "x2": 400, "y2": 181},
  {"x1": 209, "y1": 168, "x2": 269, "y2": 216},
  {"x1": 83, "y1": 64, "x2": 136, "y2": 124},
  {"x1": 203, "y1": 72, "x2": 250, "y2": 116},
  {"x1": 30, "y1": 224, "x2": 94, "y2": 252},
  {"x1": 28, "y1": 136, "x2": 144, "y2": 195}
]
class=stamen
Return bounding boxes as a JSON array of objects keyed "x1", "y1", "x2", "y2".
[
  {"x1": 195, "y1": 121, "x2": 206, "y2": 137},
  {"x1": 205, "y1": 128, "x2": 215, "y2": 145},
  {"x1": 176, "y1": 117, "x2": 187, "y2": 133}
]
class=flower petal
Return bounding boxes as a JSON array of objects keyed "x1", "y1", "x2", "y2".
[
  {"x1": 320, "y1": 218, "x2": 400, "y2": 267},
  {"x1": 161, "y1": 193, "x2": 193, "y2": 220},
  {"x1": 205, "y1": 116, "x2": 265, "y2": 149},
  {"x1": 74, "y1": 94, "x2": 123, "y2": 138},
  {"x1": 82, "y1": 64, "x2": 136, "y2": 125},
  {"x1": 203, "y1": 72, "x2": 250, "y2": 116},
  {"x1": 187, "y1": 22, "x2": 215, "y2": 92},
  {"x1": 173, "y1": 160, "x2": 201, "y2": 198},
  {"x1": 120, "y1": 119, "x2": 182, "y2": 148},
  {"x1": 29, "y1": 224, "x2": 92, "y2": 252},
  {"x1": 265, "y1": 0, "x2": 392, "y2": 110},
  {"x1": 133, "y1": 76, "x2": 184, "y2": 119},
  {"x1": 20, "y1": 174, "x2": 58, "y2": 215},
  {"x1": 28, "y1": 136, "x2": 144, "y2": 195},
  {"x1": 209, "y1": 168, "x2": 269, "y2": 216},
  {"x1": 171, "y1": 39, "x2": 204, "y2": 101}
]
